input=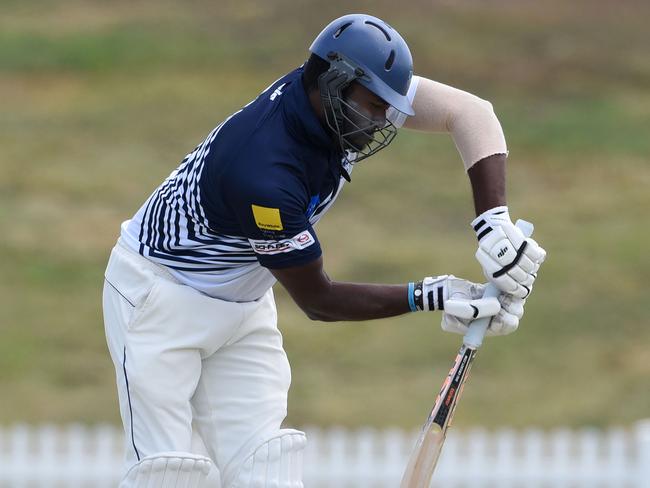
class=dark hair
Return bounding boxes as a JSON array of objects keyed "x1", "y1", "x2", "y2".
[{"x1": 301, "y1": 53, "x2": 330, "y2": 92}]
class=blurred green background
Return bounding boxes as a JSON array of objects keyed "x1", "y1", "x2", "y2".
[{"x1": 1, "y1": 0, "x2": 648, "y2": 429}]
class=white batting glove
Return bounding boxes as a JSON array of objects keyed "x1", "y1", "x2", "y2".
[
  {"x1": 408, "y1": 276, "x2": 524, "y2": 336},
  {"x1": 490, "y1": 293, "x2": 526, "y2": 336},
  {"x1": 471, "y1": 206, "x2": 546, "y2": 299}
]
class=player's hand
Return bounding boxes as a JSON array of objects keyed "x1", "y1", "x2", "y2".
[
  {"x1": 427, "y1": 276, "x2": 521, "y2": 336},
  {"x1": 489, "y1": 293, "x2": 526, "y2": 336},
  {"x1": 471, "y1": 206, "x2": 546, "y2": 298}
]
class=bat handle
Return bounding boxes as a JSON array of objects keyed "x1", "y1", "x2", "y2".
[{"x1": 463, "y1": 219, "x2": 534, "y2": 349}]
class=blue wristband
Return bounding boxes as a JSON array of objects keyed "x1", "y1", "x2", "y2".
[{"x1": 407, "y1": 282, "x2": 417, "y2": 312}]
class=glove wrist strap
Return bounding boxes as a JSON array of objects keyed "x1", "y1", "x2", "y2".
[
  {"x1": 471, "y1": 205, "x2": 510, "y2": 242},
  {"x1": 409, "y1": 277, "x2": 446, "y2": 312},
  {"x1": 407, "y1": 282, "x2": 417, "y2": 312}
]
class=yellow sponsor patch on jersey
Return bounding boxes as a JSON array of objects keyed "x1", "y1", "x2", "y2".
[{"x1": 251, "y1": 204, "x2": 283, "y2": 231}]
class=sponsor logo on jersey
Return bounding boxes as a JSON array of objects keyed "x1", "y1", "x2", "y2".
[
  {"x1": 252, "y1": 204, "x2": 283, "y2": 231},
  {"x1": 305, "y1": 194, "x2": 321, "y2": 218},
  {"x1": 249, "y1": 230, "x2": 316, "y2": 255},
  {"x1": 270, "y1": 83, "x2": 286, "y2": 101}
]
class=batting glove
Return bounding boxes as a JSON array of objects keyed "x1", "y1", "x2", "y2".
[
  {"x1": 408, "y1": 275, "x2": 524, "y2": 336},
  {"x1": 471, "y1": 206, "x2": 546, "y2": 299}
]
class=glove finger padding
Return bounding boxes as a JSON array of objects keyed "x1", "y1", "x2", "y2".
[
  {"x1": 516, "y1": 251, "x2": 537, "y2": 274},
  {"x1": 440, "y1": 278, "x2": 500, "y2": 335},
  {"x1": 499, "y1": 293, "x2": 525, "y2": 317},
  {"x1": 486, "y1": 294, "x2": 526, "y2": 336},
  {"x1": 524, "y1": 237, "x2": 546, "y2": 263},
  {"x1": 477, "y1": 253, "x2": 531, "y2": 298},
  {"x1": 444, "y1": 297, "x2": 501, "y2": 320},
  {"x1": 441, "y1": 314, "x2": 470, "y2": 335},
  {"x1": 486, "y1": 309, "x2": 519, "y2": 336}
]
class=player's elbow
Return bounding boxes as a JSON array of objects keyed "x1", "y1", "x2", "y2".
[
  {"x1": 456, "y1": 95, "x2": 495, "y2": 121},
  {"x1": 291, "y1": 276, "x2": 338, "y2": 322},
  {"x1": 302, "y1": 303, "x2": 336, "y2": 322},
  {"x1": 298, "y1": 291, "x2": 338, "y2": 322},
  {"x1": 477, "y1": 97, "x2": 494, "y2": 113}
]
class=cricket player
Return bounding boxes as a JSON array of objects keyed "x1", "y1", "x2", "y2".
[{"x1": 103, "y1": 13, "x2": 546, "y2": 487}]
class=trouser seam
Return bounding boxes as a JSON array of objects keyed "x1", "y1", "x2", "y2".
[{"x1": 122, "y1": 345, "x2": 140, "y2": 461}]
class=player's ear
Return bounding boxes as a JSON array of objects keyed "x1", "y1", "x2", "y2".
[{"x1": 340, "y1": 80, "x2": 359, "y2": 101}]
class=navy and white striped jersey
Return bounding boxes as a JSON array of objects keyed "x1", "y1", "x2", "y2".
[{"x1": 121, "y1": 67, "x2": 419, "y2": 301}]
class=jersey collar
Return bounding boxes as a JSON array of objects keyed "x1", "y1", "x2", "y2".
[{"x1": 282, "y1": 70, "x2": 336, "y2": 151}]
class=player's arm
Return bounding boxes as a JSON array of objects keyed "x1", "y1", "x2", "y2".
[
  {"x1": 269, "y1": 256, "x2": 409, "y2": 321},
  {"x1": 226, "y1": 165, "x2": 511, "y2": 329},
  {"x1": 467, "y1": 153, "x2": 506, "y2": 214},
  {"x1": 402, "y1": 76, "x2": 508, "y2": 175},
  {"x1": 400, "y1": 76, "x2": 508, "y2": 212},
  {"x1": 270, "y1": 259, "x2": 521, "y2": 333},
  {"x1": 400, "y1": 76, "x2": 546, "y2": 297},
  {"x1": 227, "y1": 173, "x2": 404, "y2": 322}
]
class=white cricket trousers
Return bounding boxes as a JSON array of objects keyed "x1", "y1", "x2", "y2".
[{"x1": 102, "y1": 240, "x2": 291, "y2": 484}]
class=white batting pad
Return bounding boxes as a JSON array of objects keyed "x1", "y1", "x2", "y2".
[
  {"x1": 226, "y1": 429, "x2": 306, "y2": 488},
  {"x1": 120, "y1": 452, "x2": 212, "y2": 488}
]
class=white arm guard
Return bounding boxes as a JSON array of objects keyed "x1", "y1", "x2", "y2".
[{"x1": 403, "y1": 76, "x2": 508, "y2": 171}]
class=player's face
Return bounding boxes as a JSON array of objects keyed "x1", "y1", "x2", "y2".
[{"x1": 342, "y1": 82, "x2": 390, "y2": 150}]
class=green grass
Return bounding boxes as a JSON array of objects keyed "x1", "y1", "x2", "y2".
[{"x1": 1, "y1": 0, "x2": 649, "y2": 429}]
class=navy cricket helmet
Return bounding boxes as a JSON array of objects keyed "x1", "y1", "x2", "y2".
[
  {"x1": 310, "y1": 14, "x2": 414, "y2": 116},
  {"x1": 308, "y1": 14, "x2": 414, "y2": 168}
]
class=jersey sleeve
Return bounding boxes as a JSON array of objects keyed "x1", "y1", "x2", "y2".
[
  {"x1": 386, "y1": 75, "x2": 421, "y2": 129},
  {"x1": 226, "y1": 172, "x2": 322, "y2": 269}
]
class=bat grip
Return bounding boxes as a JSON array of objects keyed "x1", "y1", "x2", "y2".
[{"x1": 463, "y1": 219, "x2": 534, "y2": 349}]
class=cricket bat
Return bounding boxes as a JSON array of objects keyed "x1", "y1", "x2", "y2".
[{"x1": 400, "y1": 219, "x2": 534, "y2": 488}]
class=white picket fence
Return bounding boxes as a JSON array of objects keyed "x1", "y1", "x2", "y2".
[{"x1": 2, "y1": 422, "x2": 650, "y2": 487}]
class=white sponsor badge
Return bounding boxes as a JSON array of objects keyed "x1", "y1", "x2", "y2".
[{"x1": 249, "y1": 230, "x2": 316, "y2": 255}]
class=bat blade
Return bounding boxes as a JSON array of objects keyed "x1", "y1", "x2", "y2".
[
  {"x1": 400, "y1": 345, "x2": 476, "y2": 488},
  {"x1": 401, "y1": 219, "x2": 534, "y2": 487},
  {"x1": 399, "y1": 423, "x2": 445, "y2": 487}
]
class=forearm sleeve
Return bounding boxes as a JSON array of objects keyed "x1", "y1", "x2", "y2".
[{"x1": 404, "y1": 77, "x2": 508, "y2": 171}]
